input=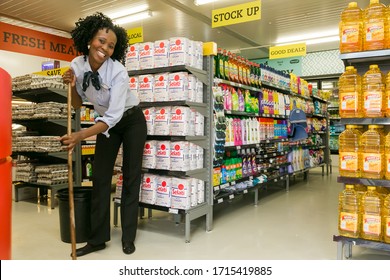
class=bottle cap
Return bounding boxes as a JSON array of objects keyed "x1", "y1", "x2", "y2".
[
  {"x1": 348, "y1": 2, "x2": 358, "y2": 8},
  {"x1": 367, "y1": 186, "x2": 376, "y2": 191},
  {"x1": 346, "y1": 185, "x2": 354, "y2": 189}
]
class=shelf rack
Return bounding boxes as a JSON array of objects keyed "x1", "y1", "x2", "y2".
[{"x1": 334, "y1": 50, "x2": 390, "y2": 260}]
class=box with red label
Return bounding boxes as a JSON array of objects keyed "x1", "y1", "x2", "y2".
[
  {"x1": 170, "y1": 141, "x2": 190, "y2": 171},
  {"x1": 170, "y1": 177, "x2": 192, "y2": 210},
  {"x1": 154, "y1": 40, "x2": 169, "y2": 68},
  {"x1": 139, "y1": 42, "x2": 154, "y2": 70},
  {"x1": 155, "y1": 175, "x2": 172, "y2": 207},
  {"x1": 126, "y1": 43, "x2": 140, "y2": 71},
  {"x1": 140, "y1": 173, "x2": 158, "y2": 205}
]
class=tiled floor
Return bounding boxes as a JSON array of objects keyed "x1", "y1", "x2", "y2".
[{"x1": 10, "y1": 166, "x2": 390, "y2": 260}]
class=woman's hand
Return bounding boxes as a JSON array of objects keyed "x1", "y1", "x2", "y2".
[
  {"x1": 60, "y1": 131, "x2": 83, "y2": 153},
  {"x1": 62, "y1": 68, "x2": 76, "y2": 86}
]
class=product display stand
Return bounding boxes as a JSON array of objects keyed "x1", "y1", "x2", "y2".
[
  {"x1": 113, "y1": 57, "x2": 214, "y2": 243},
  {"x1": 333, "y1": 50, "x2": 390, "y2": 259},
  {"x1": 12, "y1": 87, "x2": 82, "y2": 209}
]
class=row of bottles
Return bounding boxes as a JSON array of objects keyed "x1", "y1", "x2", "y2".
[
  {"x1": 214, "y1": 48, "x2": 290, "y2": 90},
  {"x1": 339, "y1": 0, "x2": 390, "y2": 53},
  {"x1": 338, "y1": 185, "x2": 390, "y2": 243},
  {"x1": 338, "y1": 64, "x2": 390, "y2": 118},
  {"x1": 339, "y1": 124, "x2": 390, "y2": 179}
]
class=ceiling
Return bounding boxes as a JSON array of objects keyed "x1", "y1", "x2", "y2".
[{"x1": 1, "y1": 0, "x2": 390, "y2": 59}]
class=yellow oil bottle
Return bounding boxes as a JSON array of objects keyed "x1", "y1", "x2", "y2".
[
  {"x1": 363, "y1": 0, "x2": 388, "y2": 51},
  {"x1": 339, "y1": 125, "x2": 362, "y2": 177},
  {"x1": 385, "y1": 71, "x2": 390, "y2": 117},
  {"x1": 338, "y1": 185, "x2": 361, "y2": 238},
  {"x1": 385, "y1": 131, "x2": 390, "y2": 180},
  {"x1": 339, "y1": 66, "x2": 362, "y2": 118},
  {"x1": 362, "y1": 64, "x2": 385, "y2": 118},
  {"x1": 383, "y1": 193, "x2": 390, "y2": 243},
  {"x1": 360, "y1": 125, "x2": 384, "y2": 179},
  {"x1": 361, "y1": 186, "x2": 383, "y2": 241},
  {"x1": 339, "y1": 2, "x2": 363, "y2": 53}
]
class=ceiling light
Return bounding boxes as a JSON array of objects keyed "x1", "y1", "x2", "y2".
[
  {"x1": 108, "y1": 5, "x2": 149, "y2": 19},
  {"x1": 113, "y1": 10, "x2": 153, "y2": 25},
  {"x1": 276, "y1": 29, "x2": 339, "y2": 45},
  {"x1": 194, "y1": 0, "x2": 218, "y2": 6}
]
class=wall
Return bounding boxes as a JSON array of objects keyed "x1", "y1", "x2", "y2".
[
  {"x1": 0, "y1": 50, "x2": 70, "y2": 78},
  {"x1": 301, "y1": 49, "x2": 345, "y2": 77}
]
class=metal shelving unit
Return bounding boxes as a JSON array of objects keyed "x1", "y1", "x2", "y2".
[
  {"x1": 334, "y1": 50, "x2": 390, "y2": 260},
  {"x1": 113, "y1": 59, "x2": 214, "y2": 243},
  {"x1": 12, "y1": 87, "x2": 82, "y2": 209}
]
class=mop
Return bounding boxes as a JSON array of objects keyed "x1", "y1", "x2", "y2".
[{"x1": 67, "y1": 84, "x2": 77, "y2": 260}]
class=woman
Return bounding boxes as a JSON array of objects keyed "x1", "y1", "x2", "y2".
[{"x1": 61, "y1": 12, "x2": 147, "y2": 257}]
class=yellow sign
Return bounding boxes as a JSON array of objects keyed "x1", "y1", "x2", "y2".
[
  {"x1": 212, "y1": 0, "x2": 261, "y2": 28},
  {"x1": 33, "y1": 66, "x2": 69, "y2": 76},
  {"x1": 269, "y1": 43, "x2": 307, "y2": 59},
  {"x1": 127, "y1": 27, "x2": 143, "y2": 44}
]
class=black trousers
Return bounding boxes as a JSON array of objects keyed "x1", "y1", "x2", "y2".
[{"x1": 88, "y1": 106, "x2": 147, "y2": 245}]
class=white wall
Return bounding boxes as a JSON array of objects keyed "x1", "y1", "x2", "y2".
[{"x1": 0, "y1": 50, "x2": 70, "y2": 78}]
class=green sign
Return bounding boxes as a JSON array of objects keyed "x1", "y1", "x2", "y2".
[{"x1": 252, "y1": 56, "x2": 302, "y2": 76}]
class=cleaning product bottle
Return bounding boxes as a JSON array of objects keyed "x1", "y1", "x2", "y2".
[
  {"x1": 339, "y1": 125, "x2": 361, "y2": 177},
  {"x1": 360, "y1": 125, "x2": 384, "y2": 179},
  {"x1": 362, "y1": 64, "x2": 385, "y2": 118},
  {"x1": 339, "y1": 2, "x2": 363, "y2": 53},
  {"x1": 360, "y1": 186, "x2": 382, "y2": 241},
  {"x1": 383, "y1": 193, "x2": 390, "y2": 243},
  {"x1": 339, "y1": 66, "x2": 362, "y2": 118},
  {"x1": 338, "y1": 184, "x2": 360, "y2": 238},
  {"x1": 363, "y1": 0, "x2": 388, "y2": 51}
]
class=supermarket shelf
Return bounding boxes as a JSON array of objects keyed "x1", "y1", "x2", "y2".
[
  {"x1": 337, "y1": 176, "x2": 390, "y2": 188},
  {"x1": 141, "y1": 168, "x2": 208, "y2": 181},
  {"x1": 224, "y1": 138, "x2": 289, "y2": 151},
  {"x1": 256, "y1": 150, "x2": 289, "y2": 159},
  {"x1": 128, "y1": 65, "x2": 209, "y2": 85},
  {"x1": 214, "y1": 78, "x2": 261, "y2": 93},
  {"x1": 339, "y1": 118, "x2": 390, "y2": 125},
  {"x1": 260, "y1": 81, "x2": 290, "y2": 94},
  {"x1": 13, "y1": 87, "x2": 68, "y2": 103},
  {"x1": 339, "y1": 49, "x2": 390, "y2": 63},
  {"x1": 330, "y1": 150, "x2": 339, "y2": 155},
  {"x1": 312, "y1": 95, "x2": 328, "y2": 103},
  {"x1": 139, "y1": 100, "x2": 207, "y2": 115},
  {"x1": 333, "y1": 235, "x2": 390, "y2": 260},
  {"x1": 12, "y1": 151, "x2": 70, "y2": 160}
]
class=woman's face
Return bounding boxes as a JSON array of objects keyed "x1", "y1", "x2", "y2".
[{"x1": 88, "y1": 28, "x2": 117, "y2": 71}]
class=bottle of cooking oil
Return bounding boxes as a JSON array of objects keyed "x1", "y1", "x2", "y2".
[
  {"x1": 339, "y1": 2, "x2": 363, "y2": 53},
  {"x1": 360, "y1": 125, "x2": 384, "y2": 179},
  {"x1": 362, "y1": 64, "x2": 385, "y2": 118},
  {"x1": 385, "y1": 71, "x2": 390, "y2": 117},
  {"x1": 384, "y1": 131, "x2": 390, "y2": 180},
  {"x1": 361, "y1": 186, "x2": 383, "y2": 241},
  {"x1": 355, "y1": 184, "x2": 368, "y2": 200},
  {"x1": 383, "y1": 193, "x2": 390, "y2": 243},
  {"x1": 339, "y1": 125, "x2": 362, "y2": 177},
  {"x1": 338, "y1": 185, "x2": 361, "y2": 238},
  {"x1": 363, "y1": 0, "x2": 388, "y2": 51},
  {"x1": 339, "y1": 66, "x2": 362, "y2": 118}
]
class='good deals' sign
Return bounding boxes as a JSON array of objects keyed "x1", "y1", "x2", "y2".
[
  {"x1": 269, "y1": 43, "x2": 306, "y2": 59},
  {"x1": 0, "y1": 22, "x2": 78, "y2": 62},
  {"x1": 212, "y1": 1, "x2": 261, "y2": 28}
]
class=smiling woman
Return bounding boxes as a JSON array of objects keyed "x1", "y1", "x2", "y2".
[{"x1": 61, "y1": 12, "x2": 147, "y2": 258}]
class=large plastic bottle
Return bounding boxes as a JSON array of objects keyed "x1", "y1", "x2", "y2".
[
  {"x1": 339, "y1": 66, "x2": 362, "y2": 118},
  {"x1": 362, "y1": 64, "x2": 385, "y2": 118},
  {"x1": 360, "y1": 125, "x2": 384, "y2": 179},
  {"x1": 385, "y1": 71, "x2": 390, "y2": 117},
  {"x1": 360, "y1": 186, "x2": 382, "y2": 241},
  {"x1": 363, "y1": 0, "x2": 388, "y2": 51},
  {"x1": 339, "y1": 125, "x2": 362, "y2": 177},
  {"x1": 338, "y1": 185, "x2": 360, "y2": 238},
  {"x1": 339, "y1": 2, "x2": 363, "y2": 53},
  {"x1": 383, "y1": 193, "x2": 390, "y2": 243},
  {"x1": 385, "y1": 131, "x2": 390, "y2": 180}
]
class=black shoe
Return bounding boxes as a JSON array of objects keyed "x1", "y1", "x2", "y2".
[
  {"x1": 122, "y1": 241, "x2": 135, "y2": 255},
  {"x1": 72, "y1": 243, "x2": 106, "y2": 257}
]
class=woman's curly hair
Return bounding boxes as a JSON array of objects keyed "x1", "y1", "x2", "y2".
[{"x1": 71, "y1": 12, "x2": 129, "y2": 63}]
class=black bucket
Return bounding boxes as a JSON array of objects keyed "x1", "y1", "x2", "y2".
[{"x1": 57, "y1": 187, "x2": 92, "y2": 243}]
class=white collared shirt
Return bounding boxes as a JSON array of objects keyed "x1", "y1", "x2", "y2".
[{"x1": 71, "y1": 56, "x2": 139, "y2": 137}]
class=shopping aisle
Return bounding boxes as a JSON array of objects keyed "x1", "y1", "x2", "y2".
[{"x1": 10, "y1": 167, "x2": 390, "y2": 260}]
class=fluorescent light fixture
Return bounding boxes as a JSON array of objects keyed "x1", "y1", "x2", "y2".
[
  {"x1": 113, "y1": 10, "x2": 153, "y2": 25},
  {"x1": 276, "y1": 29, "x2": 339, "y2": 44},
  {"x1": 108, "y1": 5, "x2": 149, "y2": 19},
  {"x1": 276, "y1": 36, "x2": 339, "y2": 46},
  {"x1": 194, "y1": 0, "x2": 218, "y2": 5}
]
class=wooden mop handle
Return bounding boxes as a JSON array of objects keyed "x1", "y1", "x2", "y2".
[{"x1": 67, "y1": 84, "x2": 77, "y2": 260}]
